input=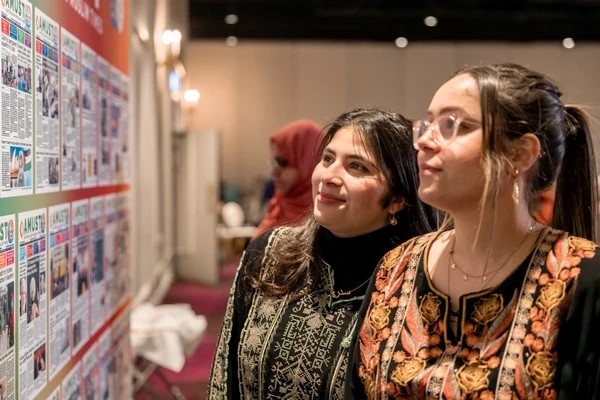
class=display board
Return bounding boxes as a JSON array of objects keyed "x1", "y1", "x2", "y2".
[{"x1": 0, "y1": 0, "x2": 130, "y2": 398}]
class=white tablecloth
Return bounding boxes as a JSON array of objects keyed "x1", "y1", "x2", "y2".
[{"x1": 130, "y1": 303, "x2": 207, "y2": 372}]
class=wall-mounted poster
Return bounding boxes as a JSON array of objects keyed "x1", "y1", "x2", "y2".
[
  {"x1": 1, "y1": 0, "x2": 34, "y2": 198},
  {"x1": 97, "y1": 56, "x2": 110, "y2": 187},
  {"x1": 61, "y1": 360, "x2": 81, "y2": 399},
  {"x1": 116, "y1": 70, "x2": 128, "y2": 183},
  {"x1": 70, "y1": 199, "x2": 89, "y2": 355},
  {"x1": 103, "y1": 194, "x2": 115, "y2": 314},
  {"x1": 60, "y1": 28, "x2": 80, "y2": 191},
  {"x1": 0, "y1": 214, "x2": 16, "y2": 400},
  {"x1": 47, "y1": 203, "x2": 69, "y2": 381},
  {"x1": 109, "y1": 65, "x2": 120, "y2": 184},
  {"x1": 34, "y1": 8, "x2": 59, "y2": 194},
  {"x1": 81, "y1": 43, "x2": 97, "y2": 188},
  {"x1": 17, "y1": 208, "x2": 47, "y2": 400},
  {"x1": 89, "y1": 195, "x2": 104, "y2": 334}
]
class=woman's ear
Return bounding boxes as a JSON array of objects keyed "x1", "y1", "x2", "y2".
[
  {"x1": 389, "y1": 197, "x2": 407, "y2": 214},
  {"x1": 509, "y1": 133, "x2": 541, "y2": 173}
]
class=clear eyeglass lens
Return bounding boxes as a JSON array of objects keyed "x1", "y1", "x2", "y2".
[{"x1": 438, "y1": 115, "x2": 458, "y2": 141}]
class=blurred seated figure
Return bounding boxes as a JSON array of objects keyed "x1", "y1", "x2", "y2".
[{"x1": 253, "y1": 119, "x2": 322, "y2": 238}]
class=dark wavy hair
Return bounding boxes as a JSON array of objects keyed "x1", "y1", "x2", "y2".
[{"x1": 249, "y1": 108, "x2": 439, "y2": 296}]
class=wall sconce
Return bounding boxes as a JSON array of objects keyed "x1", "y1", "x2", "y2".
[
  {"x1": 181, "y1": 89, "x2": 200, "y2": 131},
  {"x1": 159, "y1": 29, "x2": 186, "y2": 101}
]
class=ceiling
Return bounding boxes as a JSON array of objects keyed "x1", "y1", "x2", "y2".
[{"x1": 188, "y1": 0, "x2": 600, "y2": 43}]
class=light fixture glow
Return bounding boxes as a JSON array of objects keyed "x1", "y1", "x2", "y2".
[
  {"x1": 562, "y1": 37, "x2": 575, "y2": 49},
  {"x1": 226, "y1": 36, "x2": 238, "y2": 46},
  {"x1": 225, "y1": 14, "x2": 239, "y2": 24},
  {"x1": 424, "y1": 16, "x2": 438, "y2": 27},
  {"x1": 395, "y1": 37, "x2": 408, "y2": 48},
  {"x1": 162, "y1": 29, "x2": 174, "y2": 44},
  {"x1": 183, "y1": 89, "x2": 201, "y2": 104}
]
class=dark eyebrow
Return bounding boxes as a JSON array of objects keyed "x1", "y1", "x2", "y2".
[
  {"x1": 427, "y1": 107, "x2": 480, "y2": 123},
  {"x1": 323, "y1": 147, "x2": 379, "y2": 170}
]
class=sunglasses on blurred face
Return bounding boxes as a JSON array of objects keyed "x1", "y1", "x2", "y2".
[{"x1": 269, "y1": 156, "x2": 289, "y2": 169}]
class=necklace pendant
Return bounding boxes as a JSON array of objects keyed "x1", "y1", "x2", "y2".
[
  {"x1": 483, "y1": 275, "x2": 488, "y2": 281},
  {"x1": 451, "y1": 263, "x2": 457, "y2": 270},
  {"x1": 463, "y1": 274, "x2": 468, "y2": 281}
]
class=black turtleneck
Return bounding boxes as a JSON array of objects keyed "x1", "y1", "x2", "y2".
[{"x1": 318, "y1": 225, "x2": 402, "y2": 296}]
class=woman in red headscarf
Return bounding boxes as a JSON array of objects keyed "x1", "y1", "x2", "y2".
[{"x1": 254, "y1": 119, "x2": 323, "y2": 238}]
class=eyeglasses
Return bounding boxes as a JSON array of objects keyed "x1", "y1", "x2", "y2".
[
  {"x1": 269, "y1": 156, "x2": 289, "y2": 169},
  {"x1": 413, "y1": 113, "x2": 463, "y2": 149}
]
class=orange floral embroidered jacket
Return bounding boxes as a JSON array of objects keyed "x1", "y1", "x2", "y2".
[{"x1": 347, "y1": 228, "x2": 600, "y2": 399}]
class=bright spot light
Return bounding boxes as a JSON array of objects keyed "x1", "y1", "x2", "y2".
[
  {"x1": 424, "y1": 16, "x2": 438, "y2": 27},
  {"x1": 395, "y1": 37, "x2": 408, "y2": 48},
  {"x1": 226, "y1": 36, "x2": 238, "y2": 46},
  {"x1": 225, "y1": 14, "x2": 239, "y2": 24},
  {"x1": 162, "y1": 29, "x2": 173, "y2": 44},
  {"x1": 183, "y1": 89, "x2": 201, "y2": 104},
  {"x1": 562, "y1": 37, "x2": 575, "y2": 49}
]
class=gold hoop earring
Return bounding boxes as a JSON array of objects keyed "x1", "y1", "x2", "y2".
[
  {"x1": 389, "y1": 213, "x2": 398, "y2": 226},
  {"x1": 512, "y1": 169, "x2": 520, "y2": 205}
]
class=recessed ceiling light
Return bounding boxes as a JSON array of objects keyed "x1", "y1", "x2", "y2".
[
  {"x1": 562, "y1": 37, "x2": 575, "y2": 49},
  {"x1": 395, "y1": 37, "x2": 408, "y2": 48},
  {"x1": 424, "y1": 16, "x2": 438, "y2": 27},
  {"x1": 225, "y1": 14, "x2": 239, "y2": 25},
  {"x1": 226, "y1": 36, "x2": 238, "y2": 46}
]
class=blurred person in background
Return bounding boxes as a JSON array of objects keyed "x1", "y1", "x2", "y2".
[{"x1": 253, "y1": 119, "x2": 323, "y2": 238}]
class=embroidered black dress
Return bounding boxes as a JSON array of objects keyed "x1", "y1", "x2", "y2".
[
  {"x1": 347, "y1": 228, "x2": 600, "y2": 399},
  {"x1": 208, "y1": 224, "x2": 405, "y2": 399}
]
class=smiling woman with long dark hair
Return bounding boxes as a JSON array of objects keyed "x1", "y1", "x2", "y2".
[{"x1": 207, "y1": 108, "x2": 438, "y2": 399}]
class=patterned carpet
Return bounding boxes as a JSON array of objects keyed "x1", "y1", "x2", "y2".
[{"x1": 133, "y1": 261, "x2": 237, "y2": 400}]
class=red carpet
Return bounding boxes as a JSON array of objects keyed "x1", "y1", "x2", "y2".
[{"x1": 134, "y1": 260, "x2": 237, "y2": 400}]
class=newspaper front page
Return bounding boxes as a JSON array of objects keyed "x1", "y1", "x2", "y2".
[
  {"x1": 0, "y1": 214, "x2": 16, "y2": 400},
  {"x1": 17, "y1": 208, "x2": 47, "y2": 400},
  {"x1": 1, "y1": 0, "x2": 33, "y2": 197},
  {"x1": 33, "y1": 8, "x2": 59, "y2": 193},
  {"x1": 47, "y1": 203, "x2": 69, "y2": 380},
  {"x1": 81, "y1": 43, "x2": 97, "y2": 188},
  {"x1": 70, "y1": 199, "x2": 89, "y2": 354},
  {"x1": 60, "y1": 28, "x2": 81, "y2": 190}
]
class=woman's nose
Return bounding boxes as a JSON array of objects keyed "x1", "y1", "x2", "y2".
[{"x1": 416, "y1": 127, "x2": 440, "y2": 152}]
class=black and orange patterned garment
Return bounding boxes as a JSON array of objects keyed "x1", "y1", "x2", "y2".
[{"x1": 348, "y1": 227, "x2": 600, "y2": 400}]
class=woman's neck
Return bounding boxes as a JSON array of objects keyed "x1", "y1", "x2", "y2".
[{"x1": 450, "y1": 200, "x2": 540, "y2": 276}]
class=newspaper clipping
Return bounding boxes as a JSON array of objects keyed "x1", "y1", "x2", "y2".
[
  {"x1": 0, "y1": 214, "x2": 15, "y2": 400},
  {"x1": 97, "y1": 56, "x2": 110, "y2": 186},
  {"x1": 60, "y1": 28, "x2": 81, "y2": 190},
  {"x1": 103, "y1": 194, "x2": 115, "y2": 314},
  {"x1": 47, "y1": 203, "x2": 69, "y2": 381},
  {"x1": 33, "y1": 8, "x2": 59, "y2": 193},
  {"x1": 90, "y1": 195, "x2": 104, "y2": 334},
  {"x1": 109, "y1": 65, "x2": 120, "y2": 184},
  {"x1": 83, "y1": 341, "x2": 100, "y2": 399},
  {"x1": 61, "y1": 360, "x2": 81, "y2": 399},
  {"x1": 71, "y1": 199, "x2": 89, "y2": 354},
  {"x1": 81, "y1": 43, "x2": 97, "y2": 188},
  {"x1": 1, "y1": 0, "x2": 33, "y2": 197},
  {"x1": 120, "y1": 72, "x2": 129, "y2": 183},
  {"x1": 17, "y1": 208, "x2": 47, "y2": 400},
  {"x1": 114, "y1": 192, "x2": 129, "y2": 307}
]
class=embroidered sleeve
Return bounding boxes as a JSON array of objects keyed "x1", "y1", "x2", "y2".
[
  {"x1": 556, "y1": 235, "x2": 600, "y2": 399},
  {"x1": 207, "y1": 232, "x2": 273, "y2": 399}
]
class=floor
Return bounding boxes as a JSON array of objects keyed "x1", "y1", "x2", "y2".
[{"x1": 133, "y1": 259, "x2": 237, "y2": 400}]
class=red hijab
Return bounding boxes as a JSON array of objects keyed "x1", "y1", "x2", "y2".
[{"x1": 254, "y1": 120, "x2": 322, "y2": 238}]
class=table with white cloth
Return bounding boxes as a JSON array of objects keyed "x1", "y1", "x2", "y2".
[{"x1": 130, "y1": 303, "x2": 207, "y2": 399}]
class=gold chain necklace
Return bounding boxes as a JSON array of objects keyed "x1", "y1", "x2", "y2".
[
  {"x1": 449, "y1": 222, "x2": 535, "y2": 283},
  {"x1": 331, "y1": 277, "x2": 370, "y2": 298}
]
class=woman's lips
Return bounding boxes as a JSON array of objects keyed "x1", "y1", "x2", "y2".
[{"x1": 317, "y1": 192, "x2": 345, "y2": 204}]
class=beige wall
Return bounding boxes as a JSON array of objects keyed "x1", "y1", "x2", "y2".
[{"x1": 184, "y1": 40, "x2": 600, "y2": 190}]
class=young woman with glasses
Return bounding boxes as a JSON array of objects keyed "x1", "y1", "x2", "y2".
[
  {"x1": 348, "y1": 63, "x2": 600, "y2": 399},
  {"x1": 208, "y1": 108, "x2": 438, "y2": 399}
]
